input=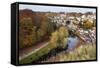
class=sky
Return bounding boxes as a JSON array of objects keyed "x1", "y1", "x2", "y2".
[{"x1": 19, "y1": 4, "x2": 96, "y2": 13}]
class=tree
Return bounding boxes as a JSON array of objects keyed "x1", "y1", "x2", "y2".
[
  {"x1": 83, "y1": 19, "x2": 94, "y2": 46},
  {"x1": 83, "y1": 19, "x2": 93, "y2": 29},
  {"x1": 19, "y1": 17, "x2": 36, "y2": 48},
  {"x1": 50, "y1": 26, "x2": 69, "y2": 49}
]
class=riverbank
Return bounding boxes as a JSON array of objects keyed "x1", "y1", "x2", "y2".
[{"x1": 39, "y1": 43, "x2": 96, "y2": 63}]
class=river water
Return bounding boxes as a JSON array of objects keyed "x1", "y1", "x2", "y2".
[{"x1": 67, "y1": 36, "x2": 79, "y2": 52}]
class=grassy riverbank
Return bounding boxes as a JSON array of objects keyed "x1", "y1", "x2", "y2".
[{"x1": 44, "y1": 44, "x2": 96, "y2": 62}]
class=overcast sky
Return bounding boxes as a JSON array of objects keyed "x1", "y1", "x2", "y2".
[{"x1": 19, "y1": 4, "x2": 96, "y2": 13}]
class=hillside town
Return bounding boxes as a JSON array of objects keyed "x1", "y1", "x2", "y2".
[{"x1": 47, "y1": 12, "x2": 96, "y2": 44}]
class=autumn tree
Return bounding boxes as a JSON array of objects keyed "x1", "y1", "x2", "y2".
[
  {"x1": 19, "y1": 17, "x2": 36, "y2": 48},
  {"x1": 83, "y1": 19, "x2": 93, "y2": 29},
  {"x1": 50, "y1": 26, "x2": 68, "y2": 49}
]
